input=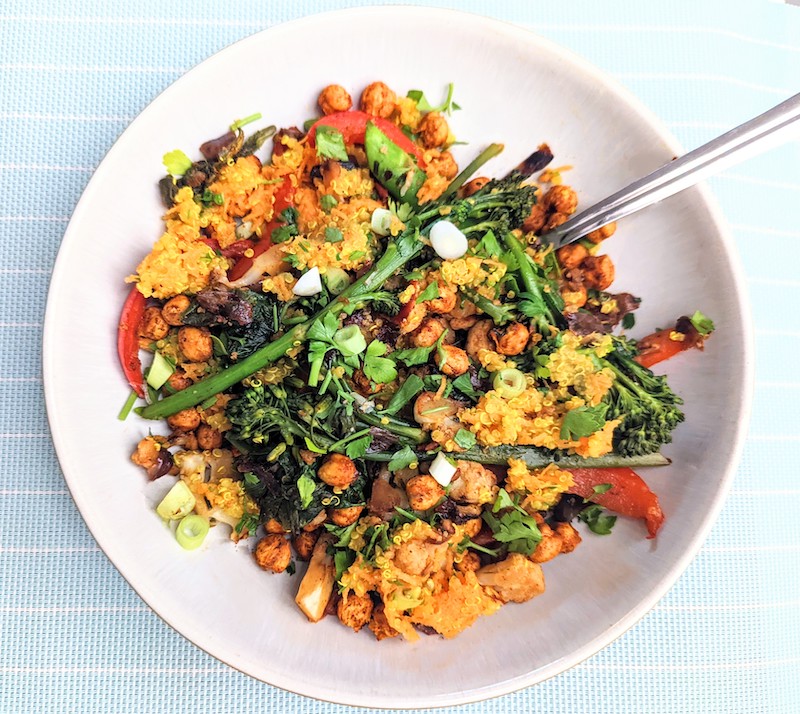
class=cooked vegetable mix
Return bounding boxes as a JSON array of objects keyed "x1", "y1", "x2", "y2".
[{"x1": 122, "y1": 81, "x2": 714, "y2": 641}]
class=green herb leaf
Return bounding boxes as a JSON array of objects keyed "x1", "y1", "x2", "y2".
[
  {"x1": 162, "y1": 149, "x2": 193, "y2": 177},
  {"x1": 362, "y1": 340, "x2": 398, "y2": 384},
  {"x1": 382, "y1": 374, "x2": 424, "y2": 415},
  {"x1": 622, "y1": 312, "x2": 636, "y2": 330},
  {"x1": 474, "y1": 229, "x2": 501, "y2": 257},
  {"x1": 333, "y1": 549, "x2": 356, "y2": 583},
  {"x1": 391, "y1": 344, "x2": 433, "y2": 367},
  {"x1": 416, "y1": 281, "x2": 440, "y2": 304},
  {"x1": 315, "y1": 125, "x2": 349, "y2": 161},
  {"x1": 560, "y1": 403, "x2": 609, "y2": 441},
  {"x1": 517, "y1": 291, "x2": 547, "y2": 318},
  {"x1": 451, "y1": 373, "x2": 483, "y2": 401},
  {"x1": 345, "y1": 433, "x2": 373, "y2": 459},
  {"x1": 482, "y1": 499, "x2": 541, "y2": 555},
  {"x1": 593, "y1": 483, "x2": 613, "y2": 495},
  {"x1": 297, "y1": 474, "x2": 316, "y2": 509},
  {"x1": 388, "y1": 445, "x2": 417, "y2": 472},
  {"x1": 325, "y1": 226, "x2": 344, "y2": 243},
  {"x1": 578, "y1": 504, "x2": 617, "y2": 535},
  {"x1": 454, "y1": 429, "x2": 477, "y2": 450},
  {"x1": 303, "y1": 437, "x2": 327, "y2": 455},
  {"x1": 320, "y1": 194, "x2": 338, "y2": 212},
  {"x1": 689, "y1": 310, "x2": 715, "y2": 336},
  {"x1": 406, "y1": 83, "x2": 458, "y2": 115}
]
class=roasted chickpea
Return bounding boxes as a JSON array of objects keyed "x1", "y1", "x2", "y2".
[
  {"x1": 410, "y1": 317, "x2": 448, "y2": 348},
  {"x1": 555, "y1": 522, "x2": 582, "y2": 553},
  {"x1": 585, "y1": 222, "x2": 617, "y2": 244},
  {"x1": 318, "y1": 84, "x2": 352, "y2": 115},
  {"x1": 139, "y1": 306, "x2": 169, "y2": 340},
  {"x1": 530, "y1": 522, "x2": 562, "y2": 564},
  {"x1": 265, "y1": 518, "x2": 288, "y2": 534},
  {"x1": 166, "y1": 370, "x2": 192, "y2": 392},
  {"x1": 359, "y1": 81, "x2": 396, "y2": 118},
  {"x1": 456, "y1": 551, "x2": 481, "y2": 574},
  {"x1": 523, "y1": 204, "x2": 547, "y2": 234},
  {"x1": 426, "y1": 281, "x2": 457, "y2": 314},
  {"x1": 337, "y1": 592, "x2": 374, "y2": 632},
  {"x1": 580, "y1": 254, "x2": 615, "y2": 290},
  {"x1": 369, "y1": 603, "x2": 399, "y2": 640},
  {"x1": 429, "y1": 150, "x2": 458, "y2": 179},
  {"x1": 544, "y1": 211, "x2": 569, "y2": 232},
  {"x1": 561, "y1": 285, "x2": 588, "y2": 311},
  {"x1": 161, "y1": 295, "x2": 190, "y2": 326},
  {"x1": 317, "y1": 453, "x2": 358, "y2": 490},
  {"x1": 405, "y1": 475, "x2": 445, "y2": 511},
  {"x1": 434, "y1": 344, "x2": 470, "y2": 377},
  {"x1": 178, "y1": 326, "x2": 213, "y2": 362},
  {"x1": 254, "y1": 534, "x2": 292, "y2": 573},
  {"x1": 196, "y1": 424, "x2": 223, "y2": 450},
  {"x1": 461, "y1": 517, "x2": 483, "y2": 538},
  {"x1": 465, "y1": 320, "x2": 493, "y2": 361},
  {"x1": 418, "y1": 111, "x2": 450, "y2": 148},
  {"x1": 490, "y1": 322, "x2": 530, "y2": 356},
  {"x1": 461, "y1": 176, "x2": 489, "y2": 198},
  {"x1": 166, "y1": 408, "x2": 201, "y2": 432},
  {"x1": 292, "y1": 531, "x2": 319, "y2": 561},
  {"x1": 330, "y1": 505, "x2": 364, "y2": 527},
  {"x1": 544, "y1": 185, "x2": 578, "y2": 215},
  {"x1": 556, "y1": 243, "x2": 589, "y2": 271},
  {"x1": 130, "y1": 436, "x2": 161, "y2": 470},
  {"x1": 448, "y1": 299, "x2": 478, "y2": 330}
]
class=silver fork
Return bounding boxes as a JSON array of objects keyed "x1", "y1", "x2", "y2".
[{"x1": 543, "y1": 92, "x2": 800, "y2": 248}]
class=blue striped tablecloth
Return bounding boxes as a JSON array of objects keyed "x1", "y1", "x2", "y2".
[{"x1": 2, "y1": 1, "x2": 799, "y2": 712}]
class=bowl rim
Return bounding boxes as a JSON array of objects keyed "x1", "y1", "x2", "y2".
[{"x1": 42, "y1": 5, "x2": 755, "y2": 708}]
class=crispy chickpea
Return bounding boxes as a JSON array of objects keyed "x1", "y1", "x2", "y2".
[
  {"x1": 330, "y1": 505, "x2": 364, "y2": 527},
  {"x1": 585, "y1": 221, "x2": 617, "y2": 244},
  {"x1": 196, "y1": 424, "x2": 223, "y2": 450},
  {"x1": 359, "y1": 81, "x2": 396, "y2": 118},
  {"x1": 461, "y1": 176, "x2": 489, "y2": 198},
  {"x1": 417, "y1": 111, "x2": 450, "y2": 148},
  {"x1": 429, "y1": 150, "x2": 458, "y2": 179},
  {"x1": 544, "y1": 185, "x2": 578, "y2": 215},
  {"x1": 178, "y1": 326, "x2": 213, "y2": 362},
  {"x1": 166, "y1": 370, "x2": 192, "y2": 392},
  {"x1": 318, "y1": 84, "x2": 352, "y2": 115},
  {"x1": 544, "y1": 211, "x2": 569, "y2": 232},
  {"x1": 580, "y1": 254, "x2": 615, "y2": 291},
  {"x1": 448, "y1": 299, "x2": 478, "y2": 330},
  {"x1": 556, "y1": 243, "x2": 589, "y2": 271},
  {"x1": 292, "y1": 531, "x2": 319, "y2": 561},
  {"x1": 465, "y1": 320, "x2": 493, "y2": 361},
  {"x1": 405, "y1": 475, "x2": 445, "y2": 511},
  {"x1": 166, "y1": 408, "x2": 201, "y2": 432},
  {"x1": 530, "y1": 522, "x2": 562, "y2": 564},
  {"x1": 337, "y1": 592, "x2": 374, "y2": 632},
  {"x1": 139, "y1": 306, "x2": 169, "y2": 340},
  {"x1": 426, "y1": 281, "x2": 457, "y2": 314},
  {"x1": 410, "y1": 316, "x2": 448, "y2": 348},
  {"x1": 555, "y1": 522, "x2": 582, "y2": 554},
  {"x1": 456, "y1": 551, "x2": 481, "y2": 574},
  {"x1": 254, "y1": 534, "x2": 292, "y2": 573},
  {"x1": 161, "y1": 295, "x2": 190, "y2": 326},
  {"x1": 317, "y1": 453, "x2": 358, "y2": 490},
  {"x1": 369, "y1": 603, "x2": 399, "y2": 641},
  {"x1": 561, "y1": 285, "x2": 588, "y2": 311},
  {"x1": 265, "y1": 518, "x2": 288, "y2": 534},
  {"x1": 523, "y1": 204, "x2": 547, "y2": 234},
  {"x1": 131, "y1": 436, "x2": 161, "y2": 470},
  {"x1": 434, "y1": 344, "x2": 470, "y2": 377},
  {"x1": 490, "y1": 322, "x2": 530, "y2": 356}
]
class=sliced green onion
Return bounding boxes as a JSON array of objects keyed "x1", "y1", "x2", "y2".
[
  {"x1": 156, "y1": 481, "x2": 196, "y2": 521},
  {"x1": 117, "y1": 390, "x2": 139, "y2": 421},
  {"x1": 333, "y1": 325, "x2": 367, "y2": 357},
  {"x1": 492, "y1": 368, "x2": 526, "y2": 398},
  {"x1": 230, "y1": 112, "x2": 262, "y2": 132},
  {"x1": 324, "y1": 267, "x2": 351, "y2": 295},
  {"x1": 146, "y1": 352, "x2": 175, "y2": 390},
  {"x1": 176, "y1": 514, "x2": 209, "y2": 550}
]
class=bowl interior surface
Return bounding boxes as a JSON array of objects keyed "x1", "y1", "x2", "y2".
[{"x1": 43, "y1": 7, "x2": 751, "y2": 708}]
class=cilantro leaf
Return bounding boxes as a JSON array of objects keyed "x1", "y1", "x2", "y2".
[
  {"x1": 416, "y1": 282, "x2": 440, "y2": 304},
  {"x1": 315, "y1": 125, "x2": 349, "y2": 161},
  {"x1": 451, "y1": 373, "x2": 483, "y2": 401},
  {"x1": 388, "y1": 445, "x2": 416, "y2": 472},
  {"x1": 391, "y1": 345, "x2": 434, "y2": 367},
  {"x1": 162, "y1": 149, "x2": 193, "y2": 177},
  {"x1": 516, "y1": 291, "x2": 547, "y2": 318},
  {"x1": 578, "y1": 504, "x2": 617, "y2": 535},
  {"x1": 362, "y1": 340, "x2": 398, "y2": 384},
  {"x1": 382, "y1": 374, "x2": 424, "y2": 415},
  {"x1": 325, "y1": 226, "x2": 344, "y2": 243},
  {"x1": 320, "y1": 194, "x2": 338, "y2": 212},
  {"x1": 560, "y1": 403, "x2": 609, "y2": 441},
  {"x1": 406, "y1": 83, "x2": 459, "y2": 115},
  {"x1": 296, "y1": 473, "x2": 316, "y2": 509},
  {"x1": 689, "y1": 310, "x2": 715, "y2": 336},
  {"x1": 345, "y1": 433, "x2": 373, "y2": 459},
  {"x1": 454, "y1": 428, "x2": 476, "y2": 450},
  {"x1": 473, "y1": 229, "x2": 501, "y2": 257}
]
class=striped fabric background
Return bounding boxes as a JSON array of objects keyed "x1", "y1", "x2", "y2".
[{"x1": 1, "y1": 0, "x2": 799, "y2": 712}]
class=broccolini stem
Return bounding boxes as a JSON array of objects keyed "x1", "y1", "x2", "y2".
[
  {"x1": 461, "y1": 287, "x2": 513, "y2": 325},
  {"x1": 439, "y1": 142, "x2": 504, "y2": 202},
  {"x1": 357, "y1": 411, "x2": 427, "y2": 444}
]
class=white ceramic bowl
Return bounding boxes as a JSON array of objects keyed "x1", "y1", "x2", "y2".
[{"x1": 43, "y1": 7, "x2": 753, "y2": 708}]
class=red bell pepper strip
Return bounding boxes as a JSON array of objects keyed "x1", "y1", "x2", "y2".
[
  {"x1": 567, "y1": 467, "x2": 665, "y2": 539},
  {"x1": 635, "y1": 317, "x2": 706, "y2": 369},
  {"x1": 117, "y1": 285, "x2": 146, "y2": 397},
  {"x1": 307, "y1": 111, "x2": 426, "y2": 167},
  {"x1": 227, "y1": 176, "x2": 294, "y2": 281}
]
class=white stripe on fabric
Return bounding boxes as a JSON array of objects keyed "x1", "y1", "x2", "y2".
[
  {"x1": 0, "y1": 111, "x2": 134, "y2": 122},
  {"x1": 0, "y1": 63, "x2": 186, "y2": 74},
  {"x1": 0, "y1": 163, "x2": 94, "y2": 172},
  {"x1": 0, "y1": 546, "x2": 100, "y2": 553},
  {"x1": 0, "y1": 606, "x2": 149, "y2": 613},
  {"x1": 0, "y1": 323, "x2": 43, "y2": 328},
  {"x1": 0, "y1": 216, "x2": 69, "y2": 222}
]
